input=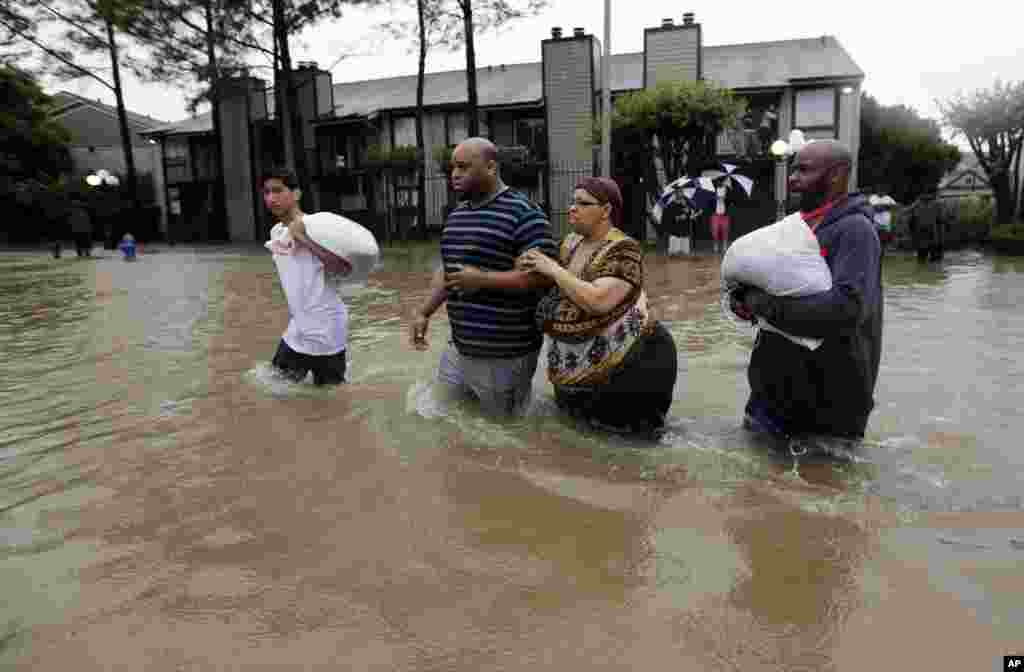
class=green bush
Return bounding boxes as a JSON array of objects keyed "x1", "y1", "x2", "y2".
[
  {"x1": 991, "y1": 220, "x2": 1024, "y2": 240},
  {"x1": 956, "y1": 194, "x2": 994, "y2": 237},
  {"x1": 365, "y1": 144, "x2": 420, "y2": 164}
]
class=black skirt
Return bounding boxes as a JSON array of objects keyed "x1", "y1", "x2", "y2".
[{"x1": 554, "y1": 321, "x2": 678, "y2": 433}]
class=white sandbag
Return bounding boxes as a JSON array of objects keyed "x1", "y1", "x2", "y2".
[
  {"x1": 720, "y1": 212, "x2": 831, "y2": 350},
  {"x1": 721, "y1": 212, "x2": 831, "y2": 296},
  {"x1": 302, "y1": 212, "x2": 380, "y2": 287}
]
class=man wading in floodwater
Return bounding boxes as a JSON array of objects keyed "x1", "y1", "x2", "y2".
[
  {"x1": 408, "y1": 137, "x2": 557, "y2": 417},
  {"x1": 731, "y1": 140, "x2": 884, "y2": 440}
]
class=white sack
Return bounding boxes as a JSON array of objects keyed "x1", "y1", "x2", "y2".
[
  {"x1": 302, "y1": 212, "x2": 380, "y2": 287},
  {"x1": 720, "y1": 212, "x2": 831, "y2": 350},
  {"x1": 721, "y1": 212, "x2": 831, "y2": 296}
]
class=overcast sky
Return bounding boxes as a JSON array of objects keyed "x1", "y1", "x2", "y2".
[{"x1": 48, "y1": 0, "x2": 1024, "y2": 144}]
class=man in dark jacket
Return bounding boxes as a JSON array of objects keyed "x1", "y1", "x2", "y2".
[{"x1": 732, "y1": 140, "x2": 883, "y2": 440}]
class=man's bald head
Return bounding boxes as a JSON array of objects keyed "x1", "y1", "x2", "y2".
[
  {"x1": 451, "y1": 137, "x2": 501, "y2": 199},
  {"x1": 789, "y1": 140, "x2": 854, "y2": 212},
  {"x1": 457, "y1": 137, "x2": 498, "y2": 164},
  {"x1": 800, "y1": 140, "x2": 852, "y2": 176}
]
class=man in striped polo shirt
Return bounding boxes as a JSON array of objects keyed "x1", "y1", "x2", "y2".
[{"x1": 409, "y1": 137, "x2": 557, "y2": 416}]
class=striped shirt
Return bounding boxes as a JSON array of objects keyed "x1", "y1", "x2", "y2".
[{"x1": 441, "y1": 188, "x2": 557, "y2": 358}]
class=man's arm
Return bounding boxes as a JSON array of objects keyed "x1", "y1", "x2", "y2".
[
  {"x1": 751, "y1": 217, "x2": 881, "y2": 339},
  {"x1": 419, "y1": 266, "x2": 448, "y2": 317}
]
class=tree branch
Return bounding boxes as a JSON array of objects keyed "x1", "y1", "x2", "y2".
[
  {"x1": 36, "y1": 0, "x2": 108, "y2": 47},
  {"x1": 0, "y1": 15, "x2": 114, "y2": 92}
]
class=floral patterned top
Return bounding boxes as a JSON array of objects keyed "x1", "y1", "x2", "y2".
[{"x1": 536, "y1": 228, "x2": 653, "y2": 389}]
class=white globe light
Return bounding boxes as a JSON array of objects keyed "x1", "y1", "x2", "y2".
[
  {"x1": 105, "y1": 175, "x2": 120, "y2": 186},
  {"x1": 788, "y1": 129, "x2": 806, "y2": 153},
  {"x1": 96, "y1": 169, "x2": 110, "y2": 179},
  {"x1": 86, "y1": 175, "x2": 102, "y2": 186},
  {"x1": 770, "y1": 139, "x2": 789, "y2": 158}
]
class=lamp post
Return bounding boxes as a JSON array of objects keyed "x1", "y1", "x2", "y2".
[
  {"x1": 601, "y1": 0, "x2": 611, "y2": 177},
  {"x1": 769, "y1": 129, "x2": 806, "y2": 220},
  {"x1": 85, "y1": 170, "x2": 120, "y2": 249},
  {"x1": 770, "y1": 139, "x2": 789, "y2": 220}
]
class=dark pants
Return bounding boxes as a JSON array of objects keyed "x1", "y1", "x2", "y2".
[
  {"x1": 74, "y1": 233, "x2": 92, "y2": 257},
  {"x1": 271, "y1": 339, "x2": 347, "y2": 386},
  {"x1": 555, "y1": 321, "x2": 678, "y2": 433},
  {"x1": 917, "y1": 245, "x2": 943, "y2": 262}
]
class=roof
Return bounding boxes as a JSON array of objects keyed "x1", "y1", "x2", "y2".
[
  {"x1": 51, "y1": 91, "x2": 169, "y2": 130},
  {"x1": 143, "y1": 111, "x2": 214, "y2": 137},
  {"x1": 329, "y1": 35, "x2": 863, "y2": 118},
  {"x1": 153, "y1": 34, "x2": 864, "y2": 136}
]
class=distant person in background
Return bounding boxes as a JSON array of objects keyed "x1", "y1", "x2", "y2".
[
  {"x1": 758, "y1": 105, "x2": 778, "y2": 155},
  {"x1": 68, "y1": 199, "x2": 93, "y2": 257},
  {"x1": 907, "y1": 191, "x2": 946, "y2": 262},
  {"x1": 711, "y1": 184, "x2": 730, "y2": 254}
]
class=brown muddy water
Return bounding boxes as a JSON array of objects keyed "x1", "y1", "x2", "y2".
[{"x1": 1, "y1": 244, "x2": 1022, "y2": 670}]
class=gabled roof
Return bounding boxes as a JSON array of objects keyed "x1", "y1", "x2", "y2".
[
  {"x1": 143, "y1": 111, "x2": 214, "y2": 137},
  {"x1": 51, "y1": 91, "x2": 169, "y2": 130},
  {"x1": 150, "y1": 34, "x2": 864, "y2": 136},
  {"x1": 329, "y1": 35, "x2": 862, "y2": 119}
]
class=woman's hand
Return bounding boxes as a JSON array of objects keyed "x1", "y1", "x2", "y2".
[{"x1": 515, "y1": 248, "x2": 560, "y2": 278}]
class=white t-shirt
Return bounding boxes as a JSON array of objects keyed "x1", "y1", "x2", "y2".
[{"x1": 267, "y1": 223, "x2": 348, "y2": 356}]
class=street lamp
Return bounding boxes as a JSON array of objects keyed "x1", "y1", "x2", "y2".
[
  {"x1": 85, "y1": 169, "x2": 119, "y2": 187},
  {"x1": 770, "y1": 139, "x2": 789, "y2": 220},
  {"x1": 769, "y1": 130, "x2": 808, "y2": 219}
]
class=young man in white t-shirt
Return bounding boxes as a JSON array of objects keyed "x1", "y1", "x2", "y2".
[{"x1": 262, "y1": 168, "x2": 352, "y2": 385}]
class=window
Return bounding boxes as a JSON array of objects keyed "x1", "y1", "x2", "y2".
[
  {"x1": 447, "y1": 112, "x2": 467, "y2": 145},
  {"x1": 393, "y1": 116, "x2": 416, "y2": 148},
  {"x1": 802, "y1": 127, "x2": 838, "y2": 141},
  {"x1": 165, "y1": 138, "x2": 188, "y2": 161},
  {"x1": 795, "y1": 88, "x2": 835, "y2": 128}
]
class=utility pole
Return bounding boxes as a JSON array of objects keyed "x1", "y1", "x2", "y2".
[{"x1": 600, "y1": 0, "x2": 611, "y2": 177}]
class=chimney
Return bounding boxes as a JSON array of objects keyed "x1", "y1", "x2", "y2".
[
  {"x1": 551, "y1": 26, "x2": 562, "y2": 39},
  {"x1": 572, "y1": 27, "x2": 585, "y2": 37},
  {"x1": 644, "y1": 12, "x2": 702, "y2": 88}
]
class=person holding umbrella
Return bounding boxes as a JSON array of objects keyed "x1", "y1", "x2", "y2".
[{"x1": 703, "y1": 163, "x2": 755, "y2": 254}]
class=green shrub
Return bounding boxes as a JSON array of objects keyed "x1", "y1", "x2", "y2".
[
  {"x1": 991, "y1": 220, "x2": 1024, "y2": 240},
  {"x1": 956, "y1": 194, "x2": 994, "y2": 236},
  {"x1": 365, "y1": 144, "x2": 420, "y2": 164}
]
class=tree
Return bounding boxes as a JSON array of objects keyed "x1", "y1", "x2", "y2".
[
  {"x1": 605, "y1": 79, "x2": 744, "y2": 212},
  {"x1": 858, "y1": 92, "x2": 961, "y2": 205},
  {"x1": 245, "y1": 0, "x2": 383, "y2": 197},
  {"x1": 385, "y1": 0, "x2": 545, "y2": 139},
  {"x1": 0, "y1": 65, "x2": 71, "y2": 182},
  {"x1": 129, "y1": 0, "x2": 265, "y2": 237},
  {"x1": 2, "y1": 0, "x2": 148, "y2": 206},
  {"x1": 939, "y1": 80, "x2": 1024, "y2": 224}
]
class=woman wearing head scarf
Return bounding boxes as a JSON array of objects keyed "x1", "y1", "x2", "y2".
[{"x1": 517, "y1": 177, "x2": 678, "y2": 434}]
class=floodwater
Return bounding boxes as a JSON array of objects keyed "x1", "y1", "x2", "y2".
[{"x1": 1, "y1": 244, "x2": 1021, "y2": 670}]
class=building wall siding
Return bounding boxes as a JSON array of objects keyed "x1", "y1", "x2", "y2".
[{"x1": 56, "y1": 106, "x2": 153, "y2": 147}]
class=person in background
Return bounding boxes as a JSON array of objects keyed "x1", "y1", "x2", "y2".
[
  {"x1": 68, "y1": 199, "x2": 93, "y2": 257},
  {"x1": 711, "y1": 184, "x2": 731, "y2": 254},
  {"x1": 517, "y1": 177, "x2": 678, "y2": 435},
  {"x1": 907, "y1": 191, "x2": 946, "y2": 262}
]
